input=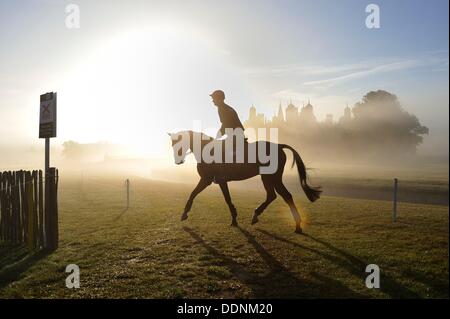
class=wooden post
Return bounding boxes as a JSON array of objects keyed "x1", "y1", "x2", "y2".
[
  {"x1": 0, "y1": 172, "x2": 3, "y2": 242},
  {"x1": 1, "y1": 172, "x2": 6, "y2": 242},
  {"x1": 26, "y1": 172, "x2": 35, "y2": 250},
  {"x1": 15, "y1": 172, "x2": 19, "y2": 243},
  {"x1": 45, "y1": 138, "x2": 50, "y2": 177},
  {"x1": 20, "y1": 170, "x2": 27, "y2": 243},
  {"x1": 1, "y1": 172, "x2": 5, "y2": 242},
  {"x1": 33, "y1": 171, "x2": 39, "y2": 247},
  {"x1": 44, "y1": 138, "x2": 51, "y2": 247},
  {"x1": 393, "y1": 178, "x2": 398, "y2": 223},
  {"x1": 3, "y1": 172, "x2": 7, "y2": 242},
  {"x1": 6, "y1": 172, "x2": 12, "y2": 242},
  {"x1": 2, "y1": 172, "x2": 7, "y2": 242},
  {"x1": 10, "y1": 172, "x2": 14, "y2": 242},
  {"x1": 38, "y1": 170, "x2": 44, "y2": 248},
  {"x1": 126, "y1": 179, "x2": 130, "y2": 209},
  {"x1": 3, "y1": 172, "x2": 6, "y2": 242},
  {"x1": 53, "y1": 168, "x2": 59, "y2": 249},
  {"x1": 45, "y1": 168, "x2": 58, "y2": 251},
  {"x1": 0, "y1": 172, "x2": 4, "y2": 241},
  {"x1": 11, "y1": 172, "x2": 17, "y2": 243},
  {"x1": 16, "y1": 172, "x2": 22, "y2": 242},
  {"x1": 44, "y1": 169, "x2": 50, "y2": 249}
]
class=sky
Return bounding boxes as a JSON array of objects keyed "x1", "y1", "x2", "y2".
[{"x1": 0, "y1": 0, "x2": 448, "y2": 157}]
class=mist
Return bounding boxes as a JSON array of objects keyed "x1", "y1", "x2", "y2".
[{"x1": 0, "y1": 89, "x2": 448, "y2": 184}]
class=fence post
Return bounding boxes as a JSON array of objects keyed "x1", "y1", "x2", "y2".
[
  {"x1": 38, "y1": 170, "x2": 44, "y2": 248},
  {"x1": 0, "y1": 172, "x2": 3, "y2": 242},
  {"x1": 45, "y1": 167, "x2": 59, "y2": 251},
  {"x1": 126, "y1": 179, "x2": 130, "y2": 209},
  {"x1": 6, "y1": 172, "x2": 12, "y2": 242},
  {"x1": 0, "y1": 169, "x2": 56, "y2": 249},
  {"x1": 54, "y1": 168, "x2": 59, "y2": 249},
  {"x1": 32, "y1": 171, "x2": 38, "y2": 247},
  {"x1": 10, "y1": 172, "x2": 14, "y2": 242},
  {"x1": 20, "y1": 170, "x2": 27, "y2": 243},
  {"x1": 12, "y1": 172, "x2": 18, "y2": 243},
  {"x1": 44, "y1": 169, "x2": 50, "y2": 250},
  {"x1": 26, "y1": 171, "x2": 35, "y2": 250},
  {"x1": 393, "y1": 178, "x2": 398, "y2": 223}
]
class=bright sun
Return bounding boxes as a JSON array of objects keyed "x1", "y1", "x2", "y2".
[{"x1": 58, "y1": 25, "x2": 245, "y2": 158}]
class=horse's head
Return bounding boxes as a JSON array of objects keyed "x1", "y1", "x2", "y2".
[{"x1": 168, "y1": 131, "x2": 191, "y2": 165}]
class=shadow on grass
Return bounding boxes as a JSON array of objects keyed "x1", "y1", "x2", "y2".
[
  {"x1": 257, "y1": 229, "x2": 421, "y2": 298},
  {"x1": 0, "y1": 243, "x2": 50, "y2": 289},
  {"x1": 183, "y1": 226, "x2": 366, "y2": 298},
  {"x1": 400, "y1": 268, "x2": 448, "y2": 298},
  {"x1": 112, "y1": 208, "x2": 129, "y2": 222}
]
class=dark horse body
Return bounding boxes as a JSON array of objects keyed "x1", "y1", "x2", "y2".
[{"x1": 169, "y1": 131, "x2": 321, "y2": 233}]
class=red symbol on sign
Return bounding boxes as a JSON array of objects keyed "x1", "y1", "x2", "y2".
[{"x1": 43, "y1": 105, "x2": 50, "y2": 114}]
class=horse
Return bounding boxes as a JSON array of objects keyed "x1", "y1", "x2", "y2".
[{"x1": 168, "y1": 130, "x2": 321, "y2": 233}]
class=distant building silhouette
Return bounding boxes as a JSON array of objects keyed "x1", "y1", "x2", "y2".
[
  {"x1": 299, "y1": 100, "x2": 317, "y2": 125},
  {"x1": 285, "y1": 100, "x2": 298, "y2": 123},
  {"x1": 242, "y1": 90, "x2": 429, "y2": 160},
  {"x1": 273, "y1": 103, "x2": 285, "y2": 124},
  {"x1": 245, "y1": 104, "x2": 265, "y2": 128},
  {"x1": 339, "y1": 103, "x2": 352, "y2": 125},
  {"x1": 244, "y1": 99, "x2": 320, "y2": 128}
]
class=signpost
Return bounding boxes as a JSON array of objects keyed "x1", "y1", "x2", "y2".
[
  {"x1": 39, "y1": 92, "x2": 57, "y2": 174},
  {"x1": 39, "y1": 92, "x2": 58, "y2": 250}
]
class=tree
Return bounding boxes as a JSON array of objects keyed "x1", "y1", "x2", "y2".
[{"x1": 351, "y1": 90, "x2": 428, "y2": 153}]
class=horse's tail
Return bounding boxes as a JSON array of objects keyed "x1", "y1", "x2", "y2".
[{"x1": 281, "y1": 144, "x2": 322, "y2": 202}]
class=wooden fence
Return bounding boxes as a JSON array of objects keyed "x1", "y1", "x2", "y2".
[{"x1": 0, "y1": 168, "x2": 59, "y2": 251}]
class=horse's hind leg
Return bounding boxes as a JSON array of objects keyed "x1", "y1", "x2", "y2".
[
  {"x1": 251, "y1": 175, "x2": 276, "y2": 225},
  {"x1": 219, "y1": 182, "x2": 238, "y2": 226},
  {"x1": 182, "y1": 178, "x2": 212, "y2": 221},
  {"x1": 274, "y1": 181, "x2": 303, "y2": 234}
]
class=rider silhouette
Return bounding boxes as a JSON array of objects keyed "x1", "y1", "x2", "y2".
[
  {"x1": 210, "y1": 90, "x2": 246, "y2": 182},
  {"x1": 210, "y1": 90, "x2": 245, "y2": 139}
]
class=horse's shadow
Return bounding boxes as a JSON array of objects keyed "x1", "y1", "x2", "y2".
[
  {"x1": 257, "y1": 229, "x2": 421, "y2": 298},
  {"x1": 183, "y1": 226, "x2": 367, "y2": 298}
]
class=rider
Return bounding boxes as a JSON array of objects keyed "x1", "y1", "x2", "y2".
[{"x1": 210, "y1": 90, "x2": 246, "y2": 174}]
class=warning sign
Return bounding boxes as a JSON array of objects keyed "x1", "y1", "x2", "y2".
[{"x1": 39, "y1": 92, "x2": 57, "y2": 138}]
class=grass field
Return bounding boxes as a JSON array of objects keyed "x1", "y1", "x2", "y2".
[{"x1": 0, "y1": 176, "x2": 448, "y2": 298}]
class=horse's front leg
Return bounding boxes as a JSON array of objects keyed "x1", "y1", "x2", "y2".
[
  {"x1": 219, "y1": 182, "x2": 238, "y2": 226},
  {"x1": 182, "y1": 178, "x2": 212, "y2": 221}
]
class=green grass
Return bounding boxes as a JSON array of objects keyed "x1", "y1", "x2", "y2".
[{"x1": 0, "y1": 176, "x2": 448, "y2": 298}]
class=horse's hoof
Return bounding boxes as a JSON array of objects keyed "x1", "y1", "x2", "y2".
[
  {"x1": 181, "y1": 214, "x2": 188, "y2": 221},
  {"x1": 295, "y1": 228, "x2": 303, "y2": 234},
  {"x1": 231, "y1": 220, "x2": 238, "y2": 227},
  {"x1": 251, "y1": 215, "x2": 259, "y2": 225}
]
